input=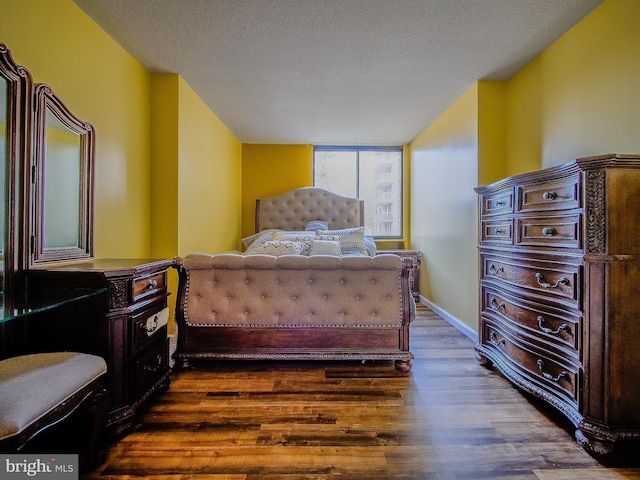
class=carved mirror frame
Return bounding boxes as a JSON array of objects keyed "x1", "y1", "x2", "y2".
[
  {"x1": 0, "y1": 43, "x2": 32, "y2": 292},
  {"x1": 30, "y1": 83, "x2": 94, "y2": 265}
]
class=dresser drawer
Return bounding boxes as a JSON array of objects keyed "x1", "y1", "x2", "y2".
[
  {"x1": 517, "y1": 176, "x2": 580, "y2": 213},
  {"x1": 482, "y1": 320, "x2": 579, "y2": 406},
  {"x1": 516, "y1": 214, "x2": 581, "y2": 249},
  {"x1": 132, "y1": 339, "x2": 169, "y2": 400},
  {"x1": 480, "y1": 189, "x2": 514, "y2": 217},
  {"x1": 132, "y1": 270, "x2": 167, "y2": 303},
  {"x1": 481, "y1": 254, "x2": 580, "y2": 307},
  {"x1": 481, "y1": 286, "x2": 580, "y2": 356},
  {"x1": 481, "y1": 219, "x2": 513, "y2": 245},
  {"x1": 130, "y1": 304, "x2": 169, "y2": 356}
]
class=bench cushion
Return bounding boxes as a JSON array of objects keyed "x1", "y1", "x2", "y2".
[{"x1": 0, "y1": 352, "x2": 107, "y2": 441}]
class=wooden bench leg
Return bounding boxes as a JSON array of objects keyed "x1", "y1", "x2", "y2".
[{"x1": 79, "y1": 386, "x2": 111, "y2": 471}]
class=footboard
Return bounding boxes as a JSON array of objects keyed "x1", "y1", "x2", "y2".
[{"x1": 173, "y1": 253, "x2": 414, "y2": 371}]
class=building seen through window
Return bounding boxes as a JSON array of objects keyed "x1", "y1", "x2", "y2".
[{"x1": 313, "y1": 146, "x2": 402, "y2": 238}]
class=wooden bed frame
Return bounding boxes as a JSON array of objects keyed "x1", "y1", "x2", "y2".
[{"x1": 172, "y1": 187, "x2": 414, "y2": 371}]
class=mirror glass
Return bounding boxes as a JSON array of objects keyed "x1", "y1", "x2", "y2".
[{"x1": 43, "y1": 108, "x2": 81, "y2": 249}]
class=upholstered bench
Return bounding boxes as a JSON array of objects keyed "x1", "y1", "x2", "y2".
[{"x1": 0, "y1": 352, "x2": 110, "y2": 470}]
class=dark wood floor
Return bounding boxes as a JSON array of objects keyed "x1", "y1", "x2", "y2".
[{"x1": 84, "y1": 305, "x2": 640, "y2": 479}]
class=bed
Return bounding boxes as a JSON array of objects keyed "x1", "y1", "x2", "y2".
[{"x1": 172, "y1": 187, "x2": 415, "y2": 372}]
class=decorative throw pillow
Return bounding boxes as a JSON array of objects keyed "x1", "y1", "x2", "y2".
[
  {"x1": 364, "y1": 235, "x2": 377, "y2": 257},
  {"x1": 309, "y1": 239, "x2": 341, "y2": 256},
  {"x1": 317, "y1": 226, "x2": 368, "y2": 256},
  {"x1": 243, "y1": 230, "x2": 282, "y2": 253},
  {"x1": 252, "y1": 240, "x2": 308, "y2": 256},
  {"x1": 305, "y1": 220, "x2": 329, "y2": 231},
  {"x1": 271, "y1": 231, "x2": 318, "y2": 255}
]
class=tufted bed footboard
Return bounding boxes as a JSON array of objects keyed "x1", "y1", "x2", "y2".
[{"x1": 172, "y1": 253, "x2": 415, "y2": 372}]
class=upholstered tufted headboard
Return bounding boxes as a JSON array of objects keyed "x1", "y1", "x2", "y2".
[{"x1": 255, "y1": 187, "x2": 364, "y2": 232}]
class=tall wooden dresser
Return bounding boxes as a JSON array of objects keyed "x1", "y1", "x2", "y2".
[
  {"x1": 474, "y1": 154, "x2": 640, "y2": 456},
  {"x1": 26, "y1": 258, "x2": 174, "y2": 437}
]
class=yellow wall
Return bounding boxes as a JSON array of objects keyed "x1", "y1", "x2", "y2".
[
  {"x1": 5, "y1": 0, "x2": 637, "y2": 339},
  {"x1": 150, "y1": 75, "x2": 180, "y2": 258},
  {"x1": 2, "y1": 0, "x2": 152, "y2": 258},
  {"x1": 176, "y1": 77, "x2": 242, "y2": 254},
  {"x1": 2, "y1": 1, "x2": 243, "y2": 335},
  {"x1": 412, "y1": 0, "x2": 640, "y2": 333},
  {"x1": 241, "y1": 144, "x2": 410, "y2": 249},
  {"x1": 2, "y1": 1, "x2": 243, "y2": 263},
  {"x1": 506, "y1": 0, "x2": 640, "y2": 173},
  {"x1": 477, "y1": 81, "x2": 507, "y2": 186},
  {"x1": 241, "y1": 144, "x2": 313, "y2": 239},
  {"x1": 150, "y1": 75, "x2": 241, "y2": 332},
  {"x1": 410, "y1": 84, "x2": 479, "y2": 331}
]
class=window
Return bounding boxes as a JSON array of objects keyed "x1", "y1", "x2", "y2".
[{"x1": 313, "y1": 146, "x2": 403, "y2": 238}]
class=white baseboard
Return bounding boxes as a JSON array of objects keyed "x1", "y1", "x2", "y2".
[
  {"x1": 418, "y1": 296, "x2": 477, "y2": 341},
  {"x1": 168, "y1": 334, "x2": 177, "y2": 368}
]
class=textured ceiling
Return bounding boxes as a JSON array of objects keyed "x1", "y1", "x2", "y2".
[{"x1": 73, "y1": 0, "x2": 603, "y2": 145}]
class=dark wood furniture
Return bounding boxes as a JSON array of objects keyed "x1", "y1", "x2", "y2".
[
  {"x1": 0, "y1": 43, "x2": 173, "y2": 441},
  {"x1": 173, "y1": 187, "x2": 415, "y2": 373},
  {"x1": 474, "y1": 153, "x2": 640, "y2": 456},
  {"x1": 0, "y1": 352, "x2": 110, "y2": 471},
  {"x1": 0, "y1": 289, "x2": 112, "y2": 468},
  {"x1": 379, "y1": 249, "x2": 422, "y2": 300},
  {"x1": 27, "y1": 258, "x2": 173, "y2": 437}
]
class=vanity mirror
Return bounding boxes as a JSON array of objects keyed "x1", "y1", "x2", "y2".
[
  {"x1": 30, "y1": 83, "x2": 94, "y2": 265},
  {"x1": 0, "y1": 42, "x2": 95, "y2": 284},
  {"x1": 0, "y1": 43, "x2": 32, "y2": 292}
]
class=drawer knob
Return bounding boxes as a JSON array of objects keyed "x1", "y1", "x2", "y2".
[
  {"x1": 542, "y1": 191, "x2": 557, "y2": 200},
  {"x1": 537, "y1": 315, "x2": 571, "y2": 336},
  {"x1": 537, "y1": 359, "x2": 569, "y2": 383},
  {"x1": 488, "y1": 264, "x2": 504, "y2": 275},
  {"x1": 489, "y1": 297, "x2": 506, "y2": 312},
  {"x1": 535, "y1": 272, "x2": 570, "y2": 289},
  {"x1": 542, "y1": 227, "x2": 557, "y2": 236},
  {"x1": 147, "y1": 279, "x2": 158, "y2": 290},
  {"x1": 489, "y1": 331, "x2": 505, "y2": 347}
]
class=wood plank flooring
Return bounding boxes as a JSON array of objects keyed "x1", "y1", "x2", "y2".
[{"x1": 83, "y1": 305, "x2": 640, "y2": 479}]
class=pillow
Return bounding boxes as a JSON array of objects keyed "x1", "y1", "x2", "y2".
[
  {"x1": 251, "y1": 240, "x2": 308, "y2": 256},
  {"x1": 317, "y1": 226, "x2": 367, "y2": 256},
  {"x1": 243, "y1": 230, "x2": 281, "y2": 253},
  {"x1": 364, "y1": 235, "x2": 377, "y2": 257},
  {"x1": 271, "y1": 231, "x2": 318, "y2": 255},
  {"x1": 309, "y1": 239, "x2": 341, "y2": 256},
  {"x1": 272, "y1": 230, "x2": 317, "y2": 240},
  {"x1": 305, "y1": 220, "x2": 329, "y2": 231}
]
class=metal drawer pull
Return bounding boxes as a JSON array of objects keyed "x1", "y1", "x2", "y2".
[
  {"x1": 542, "y1": 191, "x2": 557, "y2": 200},
  {"x1": 488, "y1": 264, "x2": 504, "y2": 275},
  {"x1": 535, "y1": 272, "x2": 569, "y2": 289},
  {"x1": 537, "y1": 359, "x2": 569, "y2": 383},
  {"x1": 489, "y1": 331, "x2": 505, "y2": 347},
  {"x1": 537, "y1": 315, "x2": 571, "y2": 336},
  {"x1": 494, "y1": 200, "x2": 506, "y2": 207},
  {"x1": 489, "y1": 297, "x2": 506, "y2": 311},
  {"x1": 495, "y1": 228, "x2": 505, "y2": 235},
  {"x1": 542, "y1": 227, "x2": 556, "y2": 236},
  {"x1": 147, "y1": 279, "x2": 158, "y2": 289},
  {"x1": 144, "y1": 315, "x2": 159, "y2": 334}
]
